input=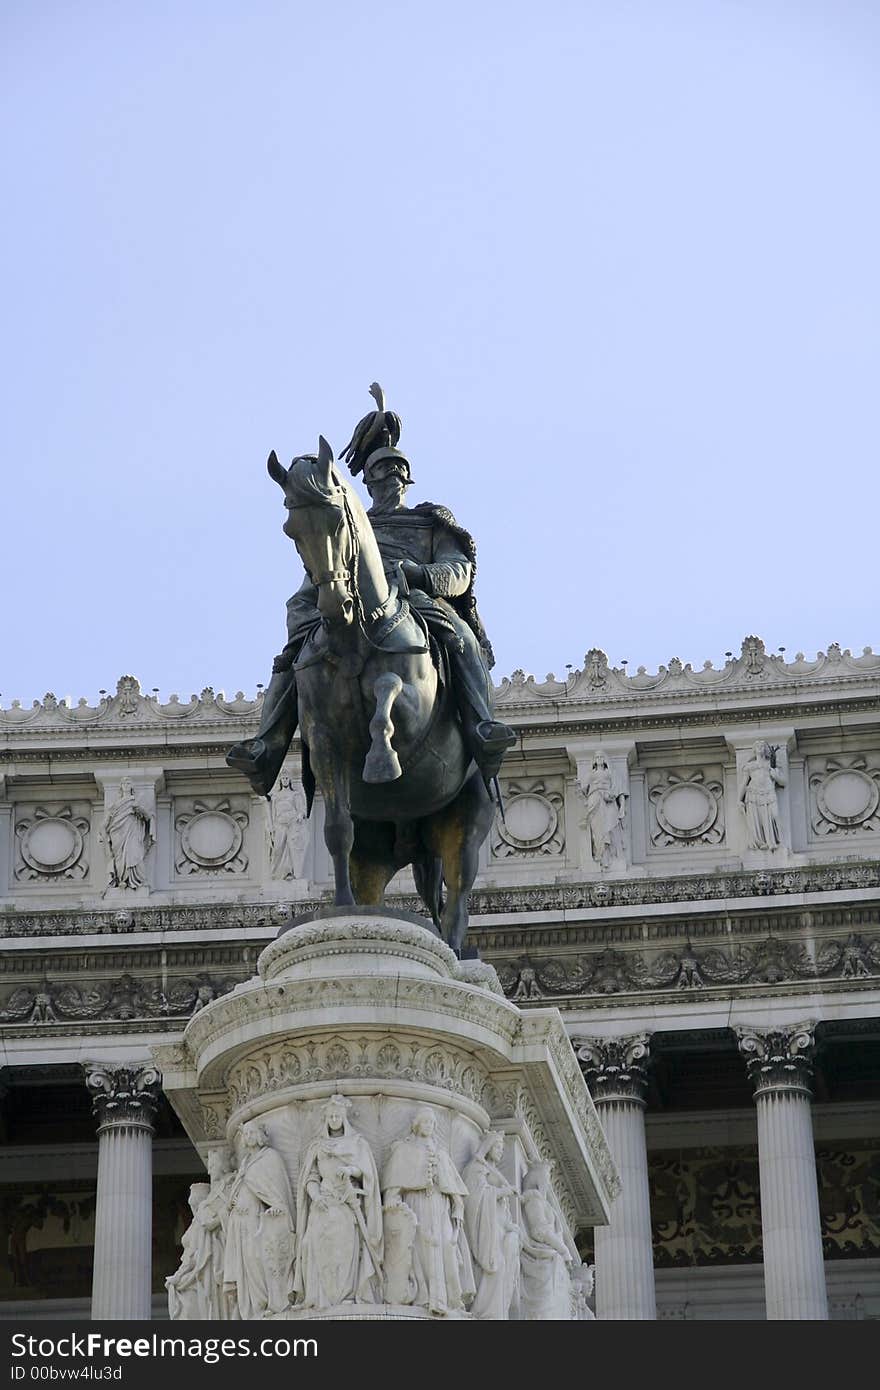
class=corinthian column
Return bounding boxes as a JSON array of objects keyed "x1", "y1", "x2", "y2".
[
  {"x1": 737, "y1": 1024, "x2": 828, "y2": 1320},
  {"x1": 575, "y1": 1034, "x2": 656, "y2": 1319},
  {"x1": 84, "y1": 1062, "x2": 161, "y2": 1320}
]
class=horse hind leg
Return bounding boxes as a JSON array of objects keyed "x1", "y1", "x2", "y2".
[{"x1": 363, "y1": 673, "x2": 404, "y2": 783}]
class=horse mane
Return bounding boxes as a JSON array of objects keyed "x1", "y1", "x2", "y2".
[{"x1": 284, "y1": 454, "x2": 344, "y2": 507}]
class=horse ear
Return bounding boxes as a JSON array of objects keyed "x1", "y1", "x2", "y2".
[
  {"x1": 267, "y1": 450, "x2": 288, "y2": 489},
  {"x1": 316, "y1": 435, "x2": 335, "y2": 485}
]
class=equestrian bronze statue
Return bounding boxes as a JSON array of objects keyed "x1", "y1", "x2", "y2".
[{"x1": 227, "y1": 386, "x2": 515, "y2": 952}]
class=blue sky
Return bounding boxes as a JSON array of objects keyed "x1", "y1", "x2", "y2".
[{"x1": 2, "y1": 1, "x2": 878, "y2": 703}]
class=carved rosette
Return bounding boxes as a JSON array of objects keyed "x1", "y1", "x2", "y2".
[
  {"x1": 491, "y1": 777, "x2": 565, "y2": 859},
  {"x1": 648, "y1": 768, "x2": 725, "y2": 848},
  {"x1": 574, "y1": 1034, "x2": 651, "y2": 1106},
  {"x1": 736, "y1": 1024, "x2": 816, "y2": 1099},
  {"x1": 83, "y1": 1062, "x2": 162, "y2": 1132}
]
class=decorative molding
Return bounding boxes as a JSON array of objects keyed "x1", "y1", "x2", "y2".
[
  {"x1": 493, "y1": 636, "x2": 880, "y2": 710},
  {"x1": 2, "y1": 865, "x2": 880, "y2": 941},
  {"x1": 574, "y1": 1034, "x2": 651, "y2": 1104},
  {"x1": 736, "y1": 1023, "x2": 816, "y2": 1098},
  {"x1": 82, "y1": 1062, "x2": 162, "y2": 1131}
]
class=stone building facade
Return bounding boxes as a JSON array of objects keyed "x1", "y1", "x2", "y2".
[{"x1": 1, "y1": 634, "x2": 878, "y2": 1319}]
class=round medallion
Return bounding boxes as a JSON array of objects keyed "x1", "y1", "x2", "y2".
[
  {"x1": 497, "y1": 793, "x2": 557, "y2": 851},
  {"x1": 181, "y1": 811, "x2": 242, "y2": 866},
  {"x1": 20, "y1": 818, "x2": 83, "y2": 873},
  {"x1": 655, "y1": 784, "x2": 717, "y2": 839},
  {"x1": 817, "y1": 770, "x2": 878, "y2": 827}
]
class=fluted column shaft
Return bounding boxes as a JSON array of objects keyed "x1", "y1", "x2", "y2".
[
  {"x1": 738, "y1": 1025, "x2": 828, "y2": 1321},
  {"x1": 577, "y1": 1035, "x2": 656, "y2": 1320},
  {"x1": 84, "y1": 1064, "x2": 160, "y2": 1320}
]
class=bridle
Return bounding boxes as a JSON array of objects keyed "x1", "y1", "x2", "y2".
[{"x1": 289, "y1": 487, "x2": 427, "y2": 657}]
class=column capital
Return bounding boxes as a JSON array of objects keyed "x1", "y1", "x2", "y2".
[
  {"x1": 574, "y1": 1033, "x2": 651, "y2": 1104},
  {"x1": 83, "y1": 1062, "x2": 161, "y2": 1132},
  {"x1": 736, "y1": 1023, "x2": 816, "y2": 1099}
]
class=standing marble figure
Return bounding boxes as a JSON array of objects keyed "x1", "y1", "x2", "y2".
[
  {"x1": 293, "y1": 1095, "x2": 383, "y2": 1309},
  {"x1": 463, "y1": 1132, "x2": 521, "y2": 1320},
  {"x1": 579, "y1": 750, "x2": 627, "y2": 870},
  {"x1": 100, "y1": 778, "x2": 154, "y2": 889},
  {"x1": 223, "y1": 1121, "x2": 296, "y2": 1318},
  {"x1": 519, "y1": 1162, "x2": 573, "y2": 1320},
  {"x1": 739, "y1": 741, "x2": 786, "y2": 850},
  {"x1": 382, "y1": 1108, "x2": 475, "y2": 1316}
]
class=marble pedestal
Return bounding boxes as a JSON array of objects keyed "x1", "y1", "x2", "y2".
[{"x1": 155, "y1": 909, "x2": 619, "y2": 1321}]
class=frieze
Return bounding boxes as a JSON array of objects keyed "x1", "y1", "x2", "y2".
[
  {"x1": 0, "y1": 972, "x2": 237, "y2": 1025},
  {"x1": 495, "y1": 931, "x2": 880, "y2": 1001},
  {"x1": 3, "y1": 860, "x2": 879, "y2": 942},
  {"x1": 224, "y1": 1034, "x2": 492, "y2": 1111}
]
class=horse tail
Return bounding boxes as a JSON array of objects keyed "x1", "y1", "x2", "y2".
[{"x1": 412, "y1": 854, "x2": 443, "y2": 931}]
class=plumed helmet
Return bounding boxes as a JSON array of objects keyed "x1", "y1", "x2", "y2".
[{"x1": 340, "y1": 383, "x2": 413, "y2": 484}]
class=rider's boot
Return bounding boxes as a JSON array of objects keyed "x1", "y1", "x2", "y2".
[
  {"x1": 446, "y1": 640, "x2": 517, "y2": 783},
  {"x1": 226, "y1": 668, "x2": 299, "y2": 797}
]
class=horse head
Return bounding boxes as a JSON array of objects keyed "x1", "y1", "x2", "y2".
[{"x1": 268, "y1": 437, "x2": 357, "y2": 627}]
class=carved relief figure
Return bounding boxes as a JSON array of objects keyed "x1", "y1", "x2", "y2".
[
  {"x1": 519, "y1": 1162, "x2": 572, "y2": 1320},
  {"x1": 739, "y1": 741, "x2": 786, "y2": 850},
  {"x1": 166, "y1": 1183, "x2": 213, "y2": 1320},
  {"x1": 463, "y1": 1132, "x2": 520, "y2": 1320},
  {"x1": 293, "y1": 1095, "x2": 383, "y2": 1309},
  {"x1": 578, "y1": 751, "x2": 627, "y2": 869},
  {"x1": 223, "y1": 1120, "x2": 295, "y2": 1319},
  {"x1": 100, "y1": 778, "x2": 154, "y2": 889},
  {"x1": 382, "y1": 1108, "x2": 475, "y2": 1316},
  {"x1": 570, "y1": 1261, "x2": 596, "y2": 1319},
  {"x1": 268, "y1": 775, "x2": 309, "y2": 880}
]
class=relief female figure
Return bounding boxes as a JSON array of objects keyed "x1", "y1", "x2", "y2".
[
  {"x1": 293, "y1": 1095, "x2": 383, "y2": 1309},
  {"x1": 739, "y1": 741, "x2": 786, "y2": 850},
  {"x1": 100, "y1": 777, "x2": 154, "y2": 889},
  {"x1": 463, "y1": 1131, "x2": 520, "y2": 1320},
  {"x1": 223, "y1": 1120, "x2": 296, "y2": 1319}
]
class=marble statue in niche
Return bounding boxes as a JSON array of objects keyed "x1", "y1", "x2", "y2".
[
  {"x1": 519, "y1": 1162, "x2": 573, "y2": 1320},
  {"x1": 382, "y1": 1108, "x2": 475, "y2": 1316},
  {"x1": 268, "y1": 774, "x2": 309, "y2": 880},
  {"x1": 293, "y1": 1094, "x2": 383, "y2": 1309},
  {"x1": 463, "y1": 1131, "x2": 521, "y2": 1320},
  {"x1": 223, "y1": 1120, "x2": 296, "y2": 1319},
  {"x1": 100, "y1": 778, "x2": 154, "y2": 890},
  {"x1": 739, "y1": 741, "x2": 786, "y2": 850},
  {"x1": 578, "y1": 750, "x2": 627, "y2": 869}
]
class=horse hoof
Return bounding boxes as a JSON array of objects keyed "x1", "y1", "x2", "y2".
[{"x1": 363, "y1": 750, "x2": 403, "y2": 783}]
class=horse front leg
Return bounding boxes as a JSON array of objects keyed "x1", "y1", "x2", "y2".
[
  {"x1": 363, "y1": 673, "x2": 404, "y2": 783},
  {"x1": 312, "y1": 740, "x2": 355, "y2": 905}
]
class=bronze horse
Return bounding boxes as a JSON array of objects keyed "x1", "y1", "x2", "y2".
[{"x1": 267, "y1": 437, "x2": 495, "y2": 954}]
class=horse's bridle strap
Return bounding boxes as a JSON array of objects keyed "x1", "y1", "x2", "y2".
[{"x1": 312, "y1": 568, "x2": 350, "y2": 586}]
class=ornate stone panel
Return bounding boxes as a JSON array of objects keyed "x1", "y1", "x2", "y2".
[
  {"x1": 174, "y1": 797, "x2": 249, "y2": 877},
  {"x1": 649, "y1": 1147, "x2": 763, "y2": 1267},
  {"x1": 13, "y1": 804, "x2": 92, "y2": 883},
  {"x1": 817, "y1": 1143, "x2": 880, "y2": 1259},
  {"x1": 647, "y1": 768, "x2": 725, "y2": 849},
  {"x1": 491, "y1": 777, "x2": 565, "y2": 859},
  {"x1": 809, "y1": 756, "x2": 880, "y2": 838}
]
